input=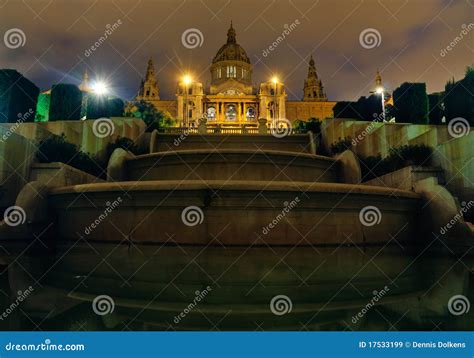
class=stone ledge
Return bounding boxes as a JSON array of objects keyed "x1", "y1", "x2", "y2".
[
  {"x1": 363, "y1": 166, "x2": 445, "y2": 191},
  {"x1": 30, "y1": 162, "x2": 104, "y2": 187}
]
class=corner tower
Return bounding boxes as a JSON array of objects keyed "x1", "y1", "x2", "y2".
[
  {"x1": 138, "y1": 57, "x2": 160, "y2": 100},
  {"x1": 209, "y1": 22, "x2": 253, "y2": 95},
  {"x1": 303, "y1": 55, "x2": 327, "y2": 101}
]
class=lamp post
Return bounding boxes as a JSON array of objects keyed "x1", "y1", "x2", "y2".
[
  {"x1": 183, "y1": 75, "x2": 192, "y2": 127},
  {"x1": 376, "y1": 86, "x2": 385, "y2": 122}
]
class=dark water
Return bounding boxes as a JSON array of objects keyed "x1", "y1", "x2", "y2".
[{"x1": 1, "y1": 239, "x2": 473, "y2": 331}]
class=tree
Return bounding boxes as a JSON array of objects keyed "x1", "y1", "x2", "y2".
[
  {"x1": 333, "y1": 96, "x2": 382, "y2": 121},
  {"x1": 444, "y1": 66, "x2": 474, "y2": 124},
  {"x1": 49, "y1": 84, "x2": 83, "y2": 121},
  {"x1": 428, "y1": 93, "x2": 444, "y2": 125},
  {"x1": 35, "y1": 92, "x2": 50, "y2": 122},
  {"x1": 333, "y1": 101, "x2": 360, "y2": 119},
  {"x1": 392, "y1": 82, "x2": 429, "y2": 124},
  {"x1": 86, "y1": 95, "x2": 108, "y2": 119},
  {"x1": 0, "y1": 69, "x2": 39, "y2": 123},
  {"x1": 107, "y1": 97, "x2": 125, "y2": 117},
  {"x1": 125, "y1": 100, "x2": 175, "y2": 132}
]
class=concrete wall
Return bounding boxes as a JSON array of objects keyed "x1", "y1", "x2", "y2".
[
  {"x1": 323, "y1": 118, "x2": 473, "y2": 203},
  {"x1": 0, "y1": 117, "x2": 147, "y2": 161},
  {"x1": 0, "y1": 128, "x2": 36, "y2": 211},
  {"x1": 0, "y1": 117, "x2": 146, "y2": 210}
]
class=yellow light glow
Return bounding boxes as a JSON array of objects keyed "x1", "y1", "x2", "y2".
[
  {"x1": 375, "y1": 86, "x2": 384, "y2": 94},
  {"x1": 183, "y1": 75, "x2": 192, "y2": 85},
  {"x1": 272, "y1": 76, "x2": 279, "y2": 84}
]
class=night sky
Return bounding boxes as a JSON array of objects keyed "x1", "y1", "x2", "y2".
[{"x1": 1, "y1": 0, "x2": 472, "y2": 101}]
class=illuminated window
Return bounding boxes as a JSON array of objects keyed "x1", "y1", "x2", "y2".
[
  {"x1": 246, "y1": 107, "x2": 256, "y2": 120},
  {"x1": 225, "y1": 104, "x2": 237, "y2": 120},
  {"x1": 207, "y1": 107, "x2": 216, "y2": 119},
  {"x1": 217, "y1": 67, "x2": 222, "y2": 79},
  {"x1": 227, "y1": 66, "x2": 236, "y2": 78}
]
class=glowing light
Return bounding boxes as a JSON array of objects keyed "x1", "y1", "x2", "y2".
[
  {"x1": 375, "y1": 86, "x2": 384, "y2": 94},
  {"x1": 183, "y1": 75, "x2": 192, "y2": 85},
  {"x1": 91, "y1": 81, "x2": 108, "y2": 95},
  {"x1": 272, "y1": 76, "x2": 279, "y2": 84}
]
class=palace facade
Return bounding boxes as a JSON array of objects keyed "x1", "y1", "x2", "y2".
[{"x1": 136, "y1": 23, "x2": 336, "y2": 126}]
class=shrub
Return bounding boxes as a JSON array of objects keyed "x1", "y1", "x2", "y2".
[
  {"x1": 36, "y1": 134, "x2": 105, "y2": 178},
  {"x1": 359, "y1": 155, "x2": 384, "y2": 181},
  {"x1": 330, "y1": 137, "x2": 352, "y2": 154},
  {"x1": 49, "y1": 84, "x2": 83, "y2": 121},
  {"x1": 388, "y1": 144, "x2": 433, "y2": 167},
  {"x1": 359, "y1": 144, "x2": 433, "y2": 181}
]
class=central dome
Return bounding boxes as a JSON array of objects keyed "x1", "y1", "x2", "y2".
[
  {"x1": 210, "y1": 22, "x2": 253, "y2": 95},
  {"x1": 212, "y1": 23, "x2": 250, "y2": 64}
]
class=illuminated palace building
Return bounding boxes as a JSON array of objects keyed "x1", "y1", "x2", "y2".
[{"x1": 136, "y1": 23, "x2": 335, "y2": 126}]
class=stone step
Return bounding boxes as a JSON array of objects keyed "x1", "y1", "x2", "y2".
[{"x1": 126, "y1": 149, "x2": 338, "y2": 183}]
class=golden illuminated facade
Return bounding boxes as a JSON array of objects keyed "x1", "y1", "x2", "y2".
[{"x1": 137, "y1": 23, "x2": 335, "y2": 125}]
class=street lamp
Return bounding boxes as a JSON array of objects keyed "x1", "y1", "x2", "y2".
[
  {"x1": 376, "y1": 86, "x2": 386, "y2": 122},
  {"x1": 91, "y1": 81, "x2": 109, "y2": 96},
  {"x1": 182, "y1": 75, "x2": 192, "y2": 127}
]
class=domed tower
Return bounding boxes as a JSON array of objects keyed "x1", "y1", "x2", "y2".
[{"x1": 210, "y1": 22, "x2": 253, "y2": 95}]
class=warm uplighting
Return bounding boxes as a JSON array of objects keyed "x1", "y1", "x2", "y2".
[
  {"x1": 183, "y1": 74, "x2": 192, "y2": 85},
  {"x1": 375, "y1": 86, "x2": 384, "y2": 94},
  {"x1": 271, "y1": 76, "x2": 279, "y2": 84},
  {"x1": 91, "y1": 81, "x2": 109, "y2": 95}
]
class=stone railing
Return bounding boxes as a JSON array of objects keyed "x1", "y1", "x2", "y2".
[{"x1": 156, "y1": 119, "x2": 302, "y2": 135}]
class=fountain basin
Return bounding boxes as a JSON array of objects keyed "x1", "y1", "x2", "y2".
[
  {"x1": 126, "y1": 150, "x2": 338, "y2": 183},
  {"x1": 49, "y1": 180, "x2": 420, "y2": 246}
]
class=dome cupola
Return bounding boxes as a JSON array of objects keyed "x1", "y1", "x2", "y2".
[{"x1": 210, "y1": 22, "x2": 253, "y2": 95}]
